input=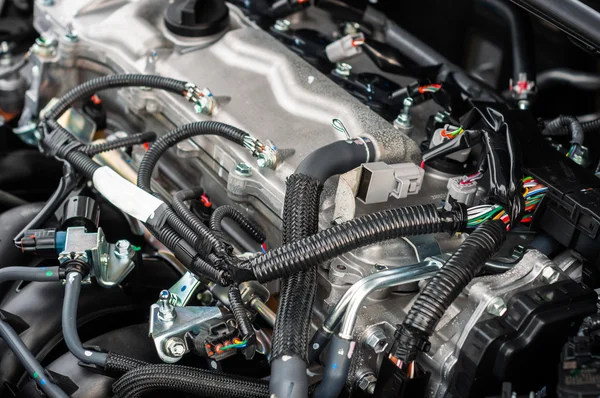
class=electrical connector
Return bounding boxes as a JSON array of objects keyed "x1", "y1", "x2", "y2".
[
  {"x1": 444, "y1": 176, "x2": 478, "y2": 210},
  {"x1": 325, "y1": 33, "x2": 364, "y2": 63},
  {"x1": 20, "y1": 229, "x2": 65, "y2": 257},
  {"x1": 430, "y1": 126, "x2": 471, "y2": 163},
  {"x1": 184, "y1": 83, "x2": 215, "y2": 115},
  {"x1": 373, "y1": 356, "x2": 430, "y2": 398},
  {"x1": 357, "y1": 162, "x2": 424, "y2": 204}
]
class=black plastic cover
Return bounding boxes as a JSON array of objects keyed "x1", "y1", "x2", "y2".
[{"x1": 164, "y1": 0, "x2": 229, "y2": 37}]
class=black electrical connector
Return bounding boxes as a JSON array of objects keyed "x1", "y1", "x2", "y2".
[
  {"x1": 20, "y1": 229, "x2": 64, "y2": 257},
  {"x1": 373, "y1": 356, "x2": 430, "y2": 398}
]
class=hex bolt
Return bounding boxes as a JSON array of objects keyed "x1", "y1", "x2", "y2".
[
  {"x1": 541, "y1": 266, "x2": 560, "y2": 284},
  {"x1": 235, "y1": 162, "x2": 253, "y2": 177},
  {"x1": 357, "y1": 373, "x2": 377, "y2": 395},
  {"x1": 335, "y1": 62, "x2": 352, "y2": 77},
  {"x1": 486, "y1": 297, "x2": 507, "y2": 317},
  {"x1": 164, "y1": 337, "x2": 186, "y2": 358},
  {"x1": 362, "y1": 327, "x2": 388, "y2": 354},
  {"x1": 158, "y1": 290, "x2": 176, "y2": 322},
  {"x1": 434, "y1": 111, "x2": 450, "y2": 124},
  {"x1": 114, "y1": 239, "x2": 132, "y2": 259},
  {"x1": 394, "y1": 97, "x2": 414, "y2": 129},
  {"x1": 273, "y1": 19, "x2": 291, "y2": 32},
  {"x1": 65, "y1": 25, "x2": 78, "y2": 42}
]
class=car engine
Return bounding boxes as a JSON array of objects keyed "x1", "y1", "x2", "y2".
[{"x1": 1, "y1": 0, "x2": 600, "y2": 397}]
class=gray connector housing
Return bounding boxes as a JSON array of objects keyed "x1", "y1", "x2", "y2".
[
  {"x1": 357, "y1": 162, "x2": 424, "y2": 204},
  {"x1": 325, "y1": 34, "x2": 364, "y2": 63},
  {"x1": 430, "y1": 126, "x2": 472, "y2": 163},
  {"x1": 444, "y1": 176, "x2": 478, "y2": 210}
]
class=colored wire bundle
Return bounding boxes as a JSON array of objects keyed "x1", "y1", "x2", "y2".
[
  {"x1": 418, "y1": 84, "x2": 442, "y2": 94},
  {"x1": 467, "y1": 176, "x2": 547, "y2": 228},
  {"x1": 440, "y1": 126, "x2": 464, "y2": 138},
  {"x1": 220, "y1": 339, "x2": 248, "y2": 351}
]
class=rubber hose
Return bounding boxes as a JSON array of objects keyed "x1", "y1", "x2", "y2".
[
  {"x1": 228, "y1": 285, "x2": 256, "y2": 359},
  {"x1": 80, "y1": 132, "x2": 157, "y2": 156},
  {"x1": 137, "y1": 122, "x2": 249, "y2": 193},
  {"x1": 63, "y1": 272, "x2": 109, "y2": 366},
  {"x1": 542, "y1": 115, "x2": 584, "y2": 145},
  {"x1": 0, "y1": 189, "x2": 27, "y2": 208},
  {"x1": 112, "y1": 363, "x2": 269, "y2": 398},
  {"x1": 395, "y1": 220, "x2": 506, "y2": 362},
  {"x1": 0, "y1": 320, "x2": 69, "y2": 398},
  {"x1": 582, "y1": 118, "x2": 600, "y2": 133},
  {"x1": 172, "y1": 188, "x2": 226, "y2": 256},
  {"x1": 247, "y1": 203, "x2": 465, "y2": 283},
  {"x1": 270, "y1": 174, "x2": 322, "y2": 398},
  {"x1": 480, "y1": 0, "x2": 534, "y2": 82},
  {"x1": 44, "y1": 74, "x2": 188, "y2": 122},
  {"x1": 13, "y1": 166, "x2": 77, "y2": 245},
  {"x1": 210, "y1": 205, "x2": 266, "y2": 245},
  {"x1": 537, "y1": 68, "x2": 600, "y2": 91},
  {"x1": 295, "y1": 139, "x2": 375, "y2": 183}
]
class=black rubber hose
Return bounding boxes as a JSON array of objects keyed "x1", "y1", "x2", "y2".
[
  {"x1": 80, "y1": 132, "x2": 157, "y2": 156},
  {"x1": 172, "y1": 188, "x2": 226, "y2": 256},
  {"x1": 313, "y1": 336, "x2": 352, "y2": 398},
  {"x1": 395, "y1": 220, "x2": 506, "y2": 362},
  {"x1": 582, "y1": 118, "x2": 600, "y2": 134},
  {"x1": 210, "y1": 205, "x2": 266, "y2": 245},
  {"x1": 480, "y1": 0, "x2": 534, "y2": 83},
  {"x1": 0, "y1": 189, "x2": 27, "y2": 208},
  {"x1": 542, "y1": 115, "x2": 585, "y2": 145},
  {"x1": 44, "y1": 74, "x2": 188, "y2": 122},
  {"x1": 112, "y1": 363, "x2": 269, "y2": 398},
  {"x1": 295, "y1": 138, "x2": 376, "y2": 183},
  {"x1": 270, "y1": 174, "x2": 322, "y2": 398},
  {"x1": 63, "y1": 272, "x2": 109, "y2": 367},
  {"x1": 13, "y1": 164, "x2": 77, "y2": 245},
  {"x1": 0, "y1": 266, "x2": 66, "y2": 398},
  {"x1": 228, "y1": 285, "x2": 256, "y2": 359},
  {"x1": 0, "y1": 320, "x2": 69, "y2": 398},
  {"x1": 246, "y1": 204, "x2": 466, "y2": 283},
  {"x1": 537, "y1": 68, "x2": 600, "y2": 91},
  {"x1": 137, "y1": 122, "x2": 249, "y2": 193}
]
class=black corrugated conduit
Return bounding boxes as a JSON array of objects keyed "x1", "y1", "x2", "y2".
[
  {"x1": 80, "y1": 132, "x2": 157, "y2": 156},
  {"x1": 394, "y1": 220, "x2": 506, "y2": 362},
  {"x1": 210, "y1": 205, "x2": 266, "y2": 245},
  {"x1": 136, "y1": 121, "x2": 249, "y2": 193},
  {"x1": 244, "y1": 203, "x2": 466, "y2": 283}
]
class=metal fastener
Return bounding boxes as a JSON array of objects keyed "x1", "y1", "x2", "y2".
[
  {"x1": 394, "y1": 97, "x2": 414, "y2": 130},
  {"x1": 343, "y1": 22, "x2": 360, "y2": 35},
  {"x1": 370, "y1": 264, "x2": 388, "y2": 274},
  {"x1": 41, "y1": 0, "x2": 54, "y2": 5},
  {"x1": 273, "y1": 19, "x2": 291, "y2": 32},
  {"x1": 363, "y1": 327, "x2": 388, "y2": 354},
  {"x1": 32, "y1": 37, "x2": 57, "y2": 57},
  {"x1": 65, "y1": 25, "x2": 78, "y2": 42},
  {"x1": 164, "y1": 337, "x2": 186, "y2": 357},
  {"x1": 357, "y1": 373, "x2": 377, "y2": 395},
  {"x1": 158, "y1": 290, "x2": 176, "y2": 322},
  {"x1": 486, "y1": 297, "x2": 507, "y2": 317},
  {"x1": 434, "y1": 111, "x2": 450, "y2": 124},
  {"x1": 235, "y1": 162, "x2": 253, "y2": 177},
  {"x1": 335, "y1": 62, "x2": 352, "y2": 77},
  {"x1": 541, "y1": 266, "x2": 560, "y2": 284},
  {"x1": 115, "y1": 239, "x2": 132, "y2": 259}
]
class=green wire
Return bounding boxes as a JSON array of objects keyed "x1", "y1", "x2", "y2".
[{"x1": 220, "y1": 341, "x2": 247, "y2": 351}]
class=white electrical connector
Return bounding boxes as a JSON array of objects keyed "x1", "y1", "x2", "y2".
[
  {"x1": 444, "y1": 176, "x2": 478, "y2": 210},
  {"x1": 430, "y1": 126, "x2": 471, "y2": 163},
  {"x1": 325, "y1": 33, "x2": 365, "y2": 63}
]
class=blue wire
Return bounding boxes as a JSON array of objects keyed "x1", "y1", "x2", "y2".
[{"x1": 526, "y1": 188, "x2": 547, "y2": 198}]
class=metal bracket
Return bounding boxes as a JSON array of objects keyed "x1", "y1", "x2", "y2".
[{"x1": 149, "y1": 304, "x2": 223, "y2": 363}]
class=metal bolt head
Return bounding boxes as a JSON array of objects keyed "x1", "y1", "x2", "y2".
[
  {"x1": 32, "y1": 37, "x2": 57, "y2": 57},
  {"x1": 158, "y1": 290, "x2": 176, "y2": 321},
  {"x1": 363, "y1": 327, "x2": 388, "y2": 354},
  {"x1": 273, "y1": 19, "x2": 291, "y2": 32},
  {"x1": 343, "y1": 22, "x2": 360, "y2": 35},
  {"x1": 434, "y1": 111, "x2": 450, "y2": 124},
  {"x1": 486, "y1": 297, "x2": 507, "y2": 317},
  {"x1": 370, "y1": 264, "x2": 388, "y2": 274},
  {"x1": 235, "y1": 162, "x2": 253, "y2": 177},
  {"x1": 335, "y1": 62, "x2": 352, "y2": 77},
  {"x1": 541, "y1": 266, "x2": 560, "y2": 284},
  {"x1": 115, "y1": 239, "x2": 132, "y2": 259},
  {"x1": 357, "y1": 373, "x2": 377, "y2": 395},
  {"x1": 402, "y1": 97, "x2": 414, "y2": 108},
  {"x1": 164, "y1": 337, "x2": 186, "y2": 357}
]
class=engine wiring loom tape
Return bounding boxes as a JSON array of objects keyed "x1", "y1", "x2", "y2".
[{"x1": 92, "y1": 166, "x2": 165, "y2": 223}]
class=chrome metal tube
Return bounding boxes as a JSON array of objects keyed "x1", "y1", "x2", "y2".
[{"x1": 338, "y1": 259, "x2": 443, "y2": 339}]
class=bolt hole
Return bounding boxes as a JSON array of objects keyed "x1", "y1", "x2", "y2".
[{"x1": 336, "y1": 264, "x2": 346, "y2": 271}]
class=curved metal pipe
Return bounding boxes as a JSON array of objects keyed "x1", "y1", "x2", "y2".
[{"x1": 338, "y1": 259, "x2": 442, "y2": 339}]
